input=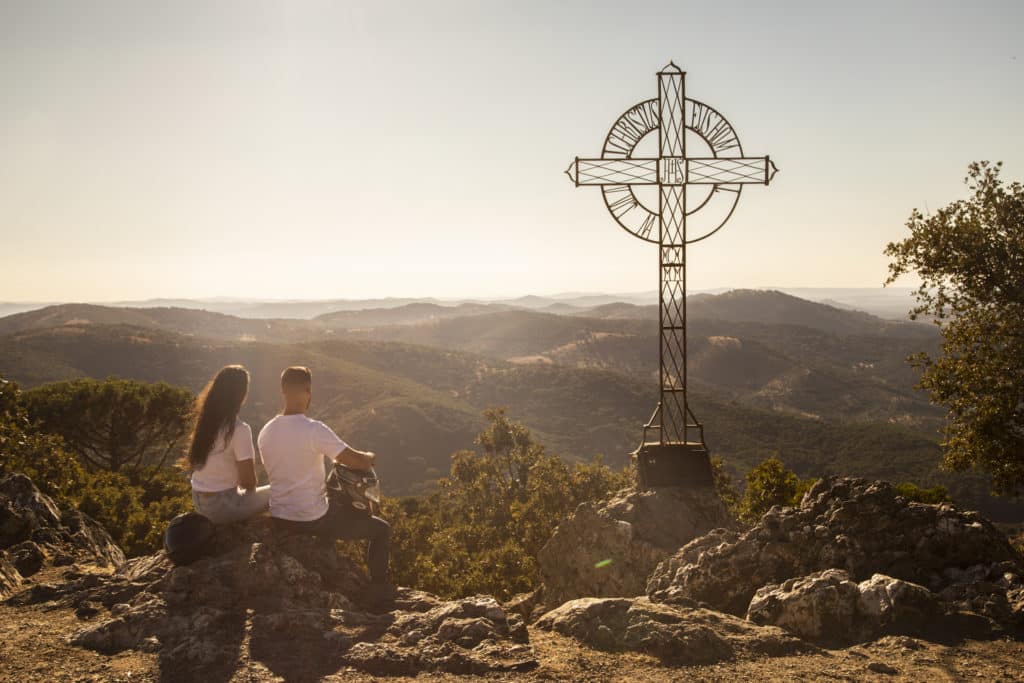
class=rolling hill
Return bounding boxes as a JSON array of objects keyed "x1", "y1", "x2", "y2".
[
  {"x1": 0, "y1": 291, "x2": 944, "y2": 432},
  {"x1": 0, "y1": 316, "x2": 1015, "y2": 520},
  {"x1": 6, "y1": 290, "x2": 1004, "y2": 513}
]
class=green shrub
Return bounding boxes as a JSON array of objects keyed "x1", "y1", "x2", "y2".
[
  {"x1": 894, "y1": 482, "x2": 951, "y2": 504},
  {"x1": 737, "y1": 456, "x2": 816, "y2": 525}
]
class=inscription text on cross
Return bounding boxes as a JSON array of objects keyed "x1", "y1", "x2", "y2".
[{"x1": 566, "y1": 62, "x2": 778, "y2": 488}]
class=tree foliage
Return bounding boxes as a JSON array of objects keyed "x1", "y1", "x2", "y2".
[
  {"x1": 22, "y1": 378, "x2": 193, "y2": 476},
  {"x1": 0, "y1": 378, "x2": 86, "y2": 500},
  {"x1": 385, "y1": 408, "x2": 631, "y2": 599},
  {"x1": 885, "y1": 161, "x2": 1024, "y2": 495},
  {"x1": 736, "y1": 456, "x2": 816, "y2": 525},
  {"x1": 0, "y1": 377, "x2": 191, "y2": 556}
]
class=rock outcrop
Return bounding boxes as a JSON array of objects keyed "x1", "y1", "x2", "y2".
[
  {"x1": 647, "y1": 477, "x2": 1023, "y2": 626},
  {"x1": 46, "y1": 516, "x2": 537, "y2": 676},
  {"x1": 5, "y1": 470, "x2": 1024, "y2": 678},
  {"x1": 535, "y1": 596, "x2": 810, "y2": 664},
  {"x1": 745, "y1": 569, "x2": 943, "y2": 644},
  {"x1": 538, "y1": 486, "x2": 731, "y2": 605},
  {"x1": 0, "y1": 474, "x2": 123, "y2": 596}
]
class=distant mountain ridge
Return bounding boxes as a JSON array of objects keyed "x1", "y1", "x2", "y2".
[
  {"x1": 0, "y1": 287, "x2": 919, "y2": 320},
  {"x1": 0, "y1": 290, "x2": 931, "y2": 340}
]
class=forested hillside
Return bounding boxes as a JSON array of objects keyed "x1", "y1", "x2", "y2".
[{"x1": 0, "y1": 290, "x2": 1014, "y2": 518}]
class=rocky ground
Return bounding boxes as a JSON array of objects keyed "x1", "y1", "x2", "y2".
[{"x1": 2, "y1": 473, "x2": 1023, "y2": 682}]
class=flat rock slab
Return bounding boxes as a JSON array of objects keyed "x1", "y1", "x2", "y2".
[{"x1": 535, "y1": 596, "x2": 811, "y2": 665}]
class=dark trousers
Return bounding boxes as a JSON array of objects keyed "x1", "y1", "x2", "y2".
[{"x1": 274, "y1": 502, "x2": 391, "y2": 584}]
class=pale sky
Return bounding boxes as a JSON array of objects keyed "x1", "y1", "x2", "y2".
[{"x1": 2, "y1": 0, "x2": 1022, "y2": 301}]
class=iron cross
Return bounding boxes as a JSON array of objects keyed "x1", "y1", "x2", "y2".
[{"x1": 566, "y1": 62, "x2": 778, "y2": 488}]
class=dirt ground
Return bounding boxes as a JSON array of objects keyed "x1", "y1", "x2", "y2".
[{"x1": 1, "y1": 568, "x2": 1023, "y2": 683}]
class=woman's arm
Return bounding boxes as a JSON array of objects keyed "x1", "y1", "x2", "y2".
[
  {"x1": 236, "y1": 458, "x2": 258, "y2": 492},
  {"x1": 234, "y1": 423, "x2": 258, "y2": 491}
]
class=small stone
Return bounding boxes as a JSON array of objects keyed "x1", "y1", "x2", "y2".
[
  {"x1": 867, "y1": 661, "x2": 899, "y2": 675},
  {"x1": 8, "y1": 541, "x2": 45, "y2": 577},
  {"x1": 75, "y1": 600, "x2": 102, "y2": 619},
  {"x1": 53, "y1": 553, "x2": 76, "y2": 567}
]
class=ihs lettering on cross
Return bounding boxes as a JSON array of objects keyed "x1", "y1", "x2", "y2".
[{"x1": 565, "y1": 62, "x2": 778, "y2": 489}]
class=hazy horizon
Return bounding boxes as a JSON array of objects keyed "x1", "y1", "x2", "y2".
[
  {"x1": 0, "y1": 284, "x2": 918, "y2": 305},
  {"x1": 3, "y1": 1, "x2": 1022, "y2": 301}
]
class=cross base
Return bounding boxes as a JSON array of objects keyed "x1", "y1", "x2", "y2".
[{"x1": 632, "y1": 442, "x2": 713, "y2": 490}]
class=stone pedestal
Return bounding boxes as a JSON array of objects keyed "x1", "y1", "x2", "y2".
[
  {"x1": 538, "y1": 485, "x2": 732, "y2": 606},
  {"x1": 634, "y1": 442, "x2": 713, "y2": 489}
]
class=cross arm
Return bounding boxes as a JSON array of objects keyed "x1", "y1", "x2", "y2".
[
  {"x1": 565, "y1": 156, "x2": 778, "y2": 186},
  {"x1": 685, "y1": 157, "x2": 779, "y2": 185},
  {"x1": 565, "y1": 158, "x2": 658, "y2": 186}
]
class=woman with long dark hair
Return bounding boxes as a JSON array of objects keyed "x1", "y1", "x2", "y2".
[{"x1": 187, "y1": 365, "x2": 269, "y2": 524}]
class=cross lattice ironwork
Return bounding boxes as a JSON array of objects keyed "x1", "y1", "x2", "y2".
[{"x1": 566, "y1": 62, "x2": 778, "y2": 486}]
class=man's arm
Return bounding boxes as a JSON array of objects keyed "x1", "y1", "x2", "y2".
[
  {"x1": 335, "y1": 446, "x2": 376, "y2": 471},
  {"x1": 313, "y1": 420, "x2": 375, "y2": 471}
]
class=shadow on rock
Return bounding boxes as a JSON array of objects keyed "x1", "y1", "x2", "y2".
[{"x1": 61, "y1": 516, "x2": 537, "y2": 679}]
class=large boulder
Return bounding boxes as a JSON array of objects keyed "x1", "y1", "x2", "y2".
[
  {"x1": 535, "y1": 596, "x2": 810, "y2": 665},
  {"x1": 538, "y1": 486, "x2": 731, "y2": 605},
  {"x1": 60, "y1": 516, "x2": 537, "y2": 676},
  {"x1": 0, "y1": 474, "x2": 124, "y2": 581},
  {"x1": 647, "y1": 477, "x2": 1023, "y2": 619},
  {"x1": 745, "y1": 569, "x2": 942, "y2": 644},
  {"x1": 0, "y1": 474, "x2": 63, "y2": 548}
]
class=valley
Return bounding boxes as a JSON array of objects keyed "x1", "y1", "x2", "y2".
[{"x1": 1, "y1": 289, "x2": 1014, "y2": 519}]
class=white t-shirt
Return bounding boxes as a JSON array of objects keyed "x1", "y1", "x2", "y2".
[
  {"x1": 257, "y1": 414, "x2": 348, "y2": 522},
  {"x1": 190, "y1": 419, "x2": 255, "y2": 492}
]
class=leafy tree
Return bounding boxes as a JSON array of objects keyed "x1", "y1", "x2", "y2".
[
  {"x1": 22, "y1": 378, "x2": 193, "y2": 476},
  {"x1": 386, "y1": 408, "x2": 630, "y2": 599},
  {"x1": 0, "y1": 378, "x2": 86, "y2": 500},
  {"x1": 885, "y1": 161, "x2": 1024, "y2": 495},
  {"x1": 710, "y1": 455, "x2": 740, "y2": 516},
  {"x1": 1, "y1": 376, "x2": 192, "y2": 556},
  {"x1": 737, "y1": 456, "x2": 815, "y2": 525}
]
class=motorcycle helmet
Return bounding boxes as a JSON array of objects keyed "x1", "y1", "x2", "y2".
[
  {"x1": 326, "y1": 464, "x2": 381, "y2": 516},
  {"x1": 163, "y1": 511, "x2": 215, "y2": 565}
]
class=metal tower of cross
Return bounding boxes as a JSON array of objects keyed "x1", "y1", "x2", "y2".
[{"x1": 566, "y1": 62, "x2": 778, "y2": 488}]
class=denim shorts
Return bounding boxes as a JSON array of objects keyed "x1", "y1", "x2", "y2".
[{"x1": 191, "y1": 485, "x2": 270, "y2": 525}]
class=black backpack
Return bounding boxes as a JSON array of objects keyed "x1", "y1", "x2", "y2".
[{"x1": 163, "y1": 512, "x2": 215, "y2": 565}]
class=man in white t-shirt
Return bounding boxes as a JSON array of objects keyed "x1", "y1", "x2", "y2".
[{"x1": 258, "y1": 366, "x2": 392, "y2": 597}]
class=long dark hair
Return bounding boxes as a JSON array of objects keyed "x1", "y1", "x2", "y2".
[{"x1": 187, "y1": 365, "x2": 249, "y2": 470}]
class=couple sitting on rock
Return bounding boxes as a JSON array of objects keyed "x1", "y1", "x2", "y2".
[{"x1": 185, "y1": 364, "x2": 392, "y2": 598}]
